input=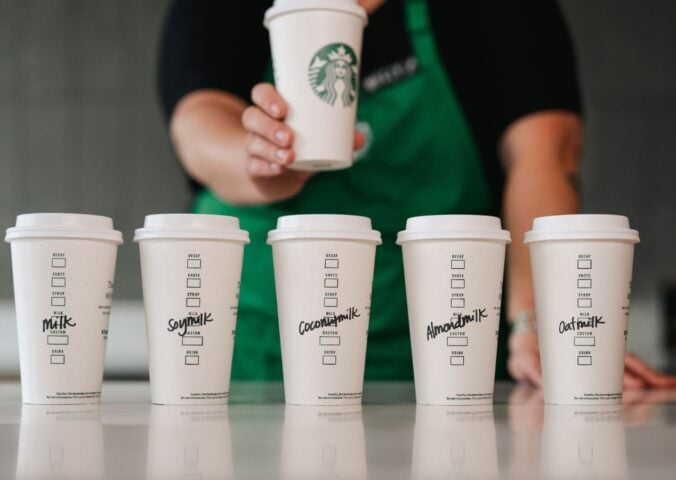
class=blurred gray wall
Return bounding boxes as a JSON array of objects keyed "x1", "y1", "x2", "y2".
[
  {"x1": 0, "y1": 0, "x2": 189, "y2": 299},
  {"x1": 1, "y1": 0, "x2": 675, "y2": 302}
]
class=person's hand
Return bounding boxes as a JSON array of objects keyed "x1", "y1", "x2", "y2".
[
  {"x1": 508, "y1": 331, "x2": 676, "y2": 390},
  {"x1": 622, "y1": 351, "x2": 676, "y2": 389},
  {"x1": 507, "y1": 330, "x2": 542, "y2": 387},
  {"x1": 241, "y1": 83, "x2": 365, "y2": 203}
]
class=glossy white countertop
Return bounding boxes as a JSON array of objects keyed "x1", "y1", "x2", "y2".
[{"x1": 0, "y1": 381, "x2": 675, "y2": 479}]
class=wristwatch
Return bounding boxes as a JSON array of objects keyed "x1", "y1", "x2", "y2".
[{"x1": 509, "y1": 310, "x2": 537, "y2": 335}]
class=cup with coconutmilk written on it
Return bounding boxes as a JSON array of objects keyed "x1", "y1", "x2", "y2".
[{"x1": 268, "y1": 214, "x2": 381, "y2": 405}]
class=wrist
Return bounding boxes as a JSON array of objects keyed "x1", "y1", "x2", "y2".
[
  {"x1": 509, "y1": 309, "x2": 537, "y2": 335},
  {"x1": 508, "y1": 310, "x2": 538, "y2": 352}
]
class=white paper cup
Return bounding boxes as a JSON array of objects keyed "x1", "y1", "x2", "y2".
[
  {"x1": 397, "y1": 216, "x2": 511, "y2": 405},
  {"x1": 134, "y1": 214, "x2": 249, "y2": 405},
  {"x1": 281, "y1": 405, "x2": 366, "y2": 480},
  {"x1": 146, "y1": 405, "x2": 233, "y2": 480},
  {"x1": 412, "y1": 406, "x2": 498, "y2": 479},
  {"x1": 264, "y1": 0, "x2": 367, "y2": 171},
  {"x1": 16, "y1": 405, "x2": 104, "y2": 480},
  {"x1": 5, "y1": 213, "x2": 123, "y2": 405},
  {"x1": 541, "y1": 405, "x2": 628, "y2": 479},
  {"x1": 268, "y1": 215, "x2": 381, "y2": 405},
  {"x1": 525, "y1": 215, "x2": 640, "y2": 405}
]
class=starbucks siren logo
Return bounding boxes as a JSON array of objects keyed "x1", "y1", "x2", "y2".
[{"x1": 308, "y1": 43, "x2": 359, "y2": 107}]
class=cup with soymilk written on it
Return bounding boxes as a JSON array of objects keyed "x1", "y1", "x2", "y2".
[{"x1": 135, "y1": 214, "x2": 249, "y2": 405}]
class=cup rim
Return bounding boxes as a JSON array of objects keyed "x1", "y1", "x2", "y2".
[
  {"x1": 134, "y1": 229, "x2": 250, "y2": 244},
  {"x1": 396, "y1": 231, "x2": 511, "y2": 244},
  {"x1": 134, "y1": 214, "x2": 250, "y2": 243},
  {"x1": 396, "y1": 214, "x2": 511, "y2": 244},
  {"x1": 267, "y1": 230, "x2": 382, "y2": 244},
  {"x1": 5, "y1": 213, "x2": 123, "y2": 245},
  {"x1": 264, "y1": 0, "x2": 368, "y2": 28},
  {"x1": 524, "y1": 214, "x2": 640, "y2": 244}
]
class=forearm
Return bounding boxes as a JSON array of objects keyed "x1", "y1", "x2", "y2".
[
  {"x1": 170, "y1": 90, "x2": 263, "y2": 205},
  {"x1": 501, "y1": 112, "x2": 582, "y2": 320},
  {"x1": 504, "y1": 159, "x2": 579, "y2": 318}
]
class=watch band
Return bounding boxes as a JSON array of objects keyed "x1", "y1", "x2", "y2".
[{"x1": 510, "y1": 310, "x2": 537, "y2": 335}]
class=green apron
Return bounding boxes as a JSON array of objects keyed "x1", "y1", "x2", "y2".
[{"x1": 195, "y1": 0, "x2": 506, "y2": 380}]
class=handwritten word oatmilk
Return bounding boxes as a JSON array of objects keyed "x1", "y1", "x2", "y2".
[
  {"x1": 268, "y1": 215, "x2": 381, "y2": 405},
  {"x1": 397, "y1": 216, "x2": 510, "y2": 405}
]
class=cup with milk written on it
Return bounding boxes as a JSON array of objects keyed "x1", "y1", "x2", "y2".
[
  {"x1": 5, "y1": 213, "x2": 123, "y2": 405},
  {"x1": 135, "y1": 214, "x2": 249, "y2": 405}
]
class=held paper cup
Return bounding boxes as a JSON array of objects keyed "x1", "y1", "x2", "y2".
[
  {"x1": 264, "y1": 0, "x2": 367, "y2": 171},
  {"x1": 5, "y1": 213, "x2": 123, "y2": 405},
  {"x1": 397, "y1": 216, "x2": 511, "y2": 405},
  {"x1": 525, "y1": 215, "x2": 640, "y2": 405},
  {"x1": 268, "y1": 215, "x2": 381, "y2": 405},
  {"x1": 135, "y1": 214, "x2": 249, "y2": 405}
]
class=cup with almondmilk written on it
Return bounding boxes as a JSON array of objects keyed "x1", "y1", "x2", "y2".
[
  {"x1": 525, "y1": 215, "x2": 640, "y2": 405},
  {"x1": 397, "y1": 216, "x2": 511, "y2": 405},
  {"x1": 5, "y1": 213, "x2": 123, "y2": 405},
  {"x1": 135, "y1": 214, "x2": 249, "y2": 405},
  {"x1": 268, "y1": 215, "x2": 381, "y2": 405},
  {"x1": 264, "y1": 0, "x2": 367, "y2": 171}
]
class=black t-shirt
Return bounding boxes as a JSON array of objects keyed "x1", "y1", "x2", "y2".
[{"x1": 158, "y1": 0, "x2": 582, "y2": 214}]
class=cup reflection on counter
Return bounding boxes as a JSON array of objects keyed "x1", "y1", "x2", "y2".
[
  {"x1": 280, "y1": 405, "x2": 367, "y2": 480},
  {"x1": 411, "y1": 405, "x2": 498, "y2": 479},
  {"x1": 145, "y1": 405, "x2": 233, "y2": 480},
  {"x1": 16, "y1": 404, "x2": 104, "y2": 480},
  {"x1": 541, "y1": 405, "x2": 628, "y2": 480}
]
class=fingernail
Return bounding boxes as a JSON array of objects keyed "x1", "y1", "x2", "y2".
[
  {"x1": 276, "y1": 149, "x2": 288, "y2": 163},
  {"x1": 275, "y1": 130, "x2": 289, "y2": 144},
  {"x1": 270, "y1": 162, "x2": 281, "y2": 173},
  {"x1": 270, "y1": 103, "x2": 281, "y2": 117}
]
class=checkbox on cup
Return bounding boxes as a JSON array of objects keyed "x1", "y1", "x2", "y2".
[{"x1": 51, "y1": 258, "x2": 66, "y2": 268}]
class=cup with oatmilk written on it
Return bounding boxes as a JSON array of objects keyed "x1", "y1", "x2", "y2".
[
  {"x1": 525, "y1": 215, "x2": 640, "y2": 405},
  {"x1": 397, "y1": 216, "x2": 511, "y2": 405},
  {"x1": 264, "y1": 0, "x2": 367, "y2": 171},
  {"x1": 135, "y1": 214, "x2": 249, "y2": 405},
  {"x1": 5, "y1": 213, "x2": 123, "y2": 405},
  {"x1": 268, "y1": 215, "x2": 381, "y2": 405}
]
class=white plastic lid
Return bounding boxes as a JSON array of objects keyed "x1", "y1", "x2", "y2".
[
  {"x1": 4, "y1": 213, "x2": 123, "y2": 244},
  {"x1": 396, "y1": 215, "x2": 511, "y2": 244},
  {"x1": 264, "y1": 0, "x2": 368, "y2": 27},
  {"x1": 524, "y1": 214, "x2": 640, "y2": 244},
  {"x1": 134, "y1": 214, "x2": 250, "y2": 243},
  {"x1": 267, "y1": 214, "x2": 381, "y2": 244}
]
